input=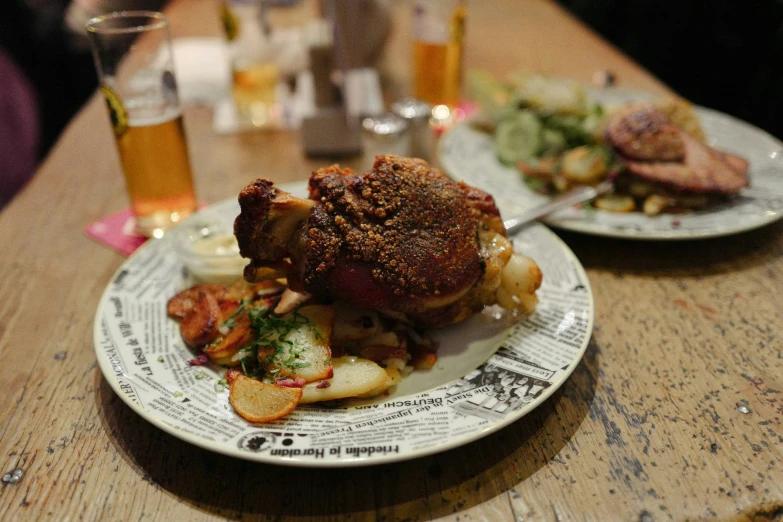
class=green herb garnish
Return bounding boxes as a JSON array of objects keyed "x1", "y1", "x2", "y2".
[
  {"x1": 223, "y1": 299, "x2": 250, "y2": 330},
  {"x1": 239, "y1": 306, "x2": 313, "y2": 378}
]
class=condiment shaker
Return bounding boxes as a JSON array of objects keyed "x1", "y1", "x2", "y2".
[
  {"x1": 391, "y1": 98, "x2": 433, "y2": 161},
  {"x1": 361, "y1": 113, "x2": 410, "y2": 170}
]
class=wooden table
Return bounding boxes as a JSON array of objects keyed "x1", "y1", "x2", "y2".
[{"x1": 1, "y1": 0, "x2": 781, "y2": 520}]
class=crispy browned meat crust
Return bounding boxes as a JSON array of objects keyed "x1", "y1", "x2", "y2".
[
  {"x1": 235, "y1": 179, "x2": 287, "y2": 261},
  {"x1": 233, "y1": 156, "x2": 503, "y2": 324},
  {"x1": 303, "y1": 156, "x2": 484, "y2": 310},
  {"x1": 606, "y1": 103, "x2": 686, "y2": 161}
]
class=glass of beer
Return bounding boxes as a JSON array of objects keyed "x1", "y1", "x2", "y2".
[
  {"x1": 219, "y1": 0, "x2": 285, "y2": 127},
  {"x1": 412, "y1": 0, "x2": 466, "y2": 107},
  {"x1": 87, "y1": 11, "x2": 197, "y2": 238}
]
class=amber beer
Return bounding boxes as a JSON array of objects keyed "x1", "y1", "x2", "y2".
[
  {"x1": 231, "y1": 60, "x2": 281, "y2": 123},
  {"x1": 412, "y1": 0, "x2": 466, "y2": 107},
  {"x1": 116, "y1": 108, "x2": 196, "y2": 236},
  {"x1": 221, "y1": 0, "x2": 284, "y2": 127},
  {"x1": 87, "y1": 12, "x2": 197, "y2": 237}
]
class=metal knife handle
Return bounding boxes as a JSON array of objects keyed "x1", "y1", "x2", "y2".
[{"x1": 503, "y1": 181, "x2": 613, "y2": 235}]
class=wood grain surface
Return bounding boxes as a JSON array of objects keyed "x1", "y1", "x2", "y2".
[{"x1": 1, "y1": 1, "x2": 781, "y2": 521}]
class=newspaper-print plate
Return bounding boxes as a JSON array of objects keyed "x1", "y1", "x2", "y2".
[
  {"x1": 94, "y1": 183, "x2": 593, "y2": 467},
  {"x1": 439, "y1": 90, "x2": 783, "y2": 240}
]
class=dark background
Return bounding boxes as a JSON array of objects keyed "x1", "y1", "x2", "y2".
[{"x1": 557, "y1": 0, "x2": 783, "y2": 140}]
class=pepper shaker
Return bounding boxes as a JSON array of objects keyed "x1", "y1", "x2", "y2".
[
  {"x1": 391, "y1": 98, "x2": 433, "y2": 162},
  {"x1": 361, "y1": 113, "x2": 410, "y2": 170}
]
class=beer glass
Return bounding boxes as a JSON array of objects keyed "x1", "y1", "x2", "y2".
[
  {"x1": 87, "y1": 11, "x2": 197, "y2": 238},
  {"x1": 219, "y1": 0, "x2": 285, "y2": 127},
  {"x1": 412, "y1": 0, "x2": 466, "y2": 107}
]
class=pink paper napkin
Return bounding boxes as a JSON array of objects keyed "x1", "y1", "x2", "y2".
[{"x1": 85, "y1": 208, "x2": 147, "y2": 256}]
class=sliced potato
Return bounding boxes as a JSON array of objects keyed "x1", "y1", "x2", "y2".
[
  {"x1": 594, "y1": 194, "x2": 636, "y2": 213},
  {"x1": 642, "y1": 194, "x2": 671, "y2": 216},
  {"x1": 229, "y1": 374, "x2": 301, "y2": 423},
  {"x1": 332, "y1": 302, "x2": 380, "y2": 344},
  {"x1": 384, "y1": 366, "x2": 403, "y2": 386},
  {"x1": 355, "y1": 376, "x2": 395, "y2": 399},
  {"x1": 167, "y1": 284, "x2": 227, "y2": 319},
  {"x1": 358, "y1": 362, "x2": 412, "y2": 398},
  {"x1": 258, "y1": 305, "x2": 334, "y2": 382},
  {"x1": 561, "y1": 146, "x2": 608, "y2": 184},
  {"x1": 179, "y1": 292, "x2": 221, "y2": 347},
  {"x1": 299, "y1": 356, "x2": 390, "y2": 404},
  {"x1": 204, "y1": 315, "x2": 254, "y2": 366}
]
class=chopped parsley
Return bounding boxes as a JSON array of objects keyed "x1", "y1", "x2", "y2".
[
  {"x1": 238, "y1": 305, "x2": 314, "y2": 379},
  {"x1": 223, "y1": 299, "x2": 250, "y2": 330}
]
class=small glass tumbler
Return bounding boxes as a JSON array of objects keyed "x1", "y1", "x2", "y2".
[
  {"x1": 411, "y1": 0, "x2": 466, "y2": 107},
  {"x1": 87, "y1": 11, "x2": 197, "y2": 238},
  {"x1": 219, "y1": 0, "x2": 295, "y2": 127}
]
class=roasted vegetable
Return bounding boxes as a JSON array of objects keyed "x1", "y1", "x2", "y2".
[{"x1": 229, "y1": 375, "x2": 302, "y2": 423}]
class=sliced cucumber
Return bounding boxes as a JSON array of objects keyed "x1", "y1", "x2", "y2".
[
  {"x1": 494, "y1": 110, "x2": 542, "y2": 164},
  {"x1": 540, "y1": 128, "x2": 567, "y2": 155}
]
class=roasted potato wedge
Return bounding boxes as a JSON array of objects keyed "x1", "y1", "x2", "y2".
[
  {"x1": 204, "y1": 315, "x2": 254, "y2": 366},
  {"x1": 167, "y1": 284, "x2": 227, "y2": 319},
  {"x1": 179, "y1": 292, "x2": 221, "y2": 347}
]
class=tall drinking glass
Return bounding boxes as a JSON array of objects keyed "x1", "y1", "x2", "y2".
[
  {"x1": 219, "y1": 0, "x2": 287, "y2": 127},
  {"x1": 412, "y1": 0, "x2": 466, "y2": 107},
  {"x1": 87, "y1": 11, "x2": 197, "y2": 238}
]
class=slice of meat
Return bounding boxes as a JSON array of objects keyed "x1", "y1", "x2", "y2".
[
  {"x1": 715, "y1": 150, "x2": 750, "y2": 176},
  {"x1": 624, "y1": 133, "x2": 749, "y2": 194},
  {"x1": 605, "y1": 103, "x2": 686, "y2": 161}
]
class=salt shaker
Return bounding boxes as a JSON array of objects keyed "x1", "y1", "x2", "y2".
[
  {"x1": 361, "y1": 113, "x2": 410, "y2": 170},
  {"x1": 391, "y1": 98, "x2": 433, "y2": 162}
]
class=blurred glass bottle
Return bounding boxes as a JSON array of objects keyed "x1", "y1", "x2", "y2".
[
  {"x1": 412, "y1": 0, "x2": 466, "y2": 107},
  {"x1": 219, "y1": 0, "x2": 284, "y2": 126}
]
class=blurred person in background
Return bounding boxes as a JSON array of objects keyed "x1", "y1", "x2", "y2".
[
  {"x1": 0, "y1": 45, "x2": 39, "y2": 208},
  {"x1": 0, "y1": 0, "x2": 163, "y2": 208}
]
